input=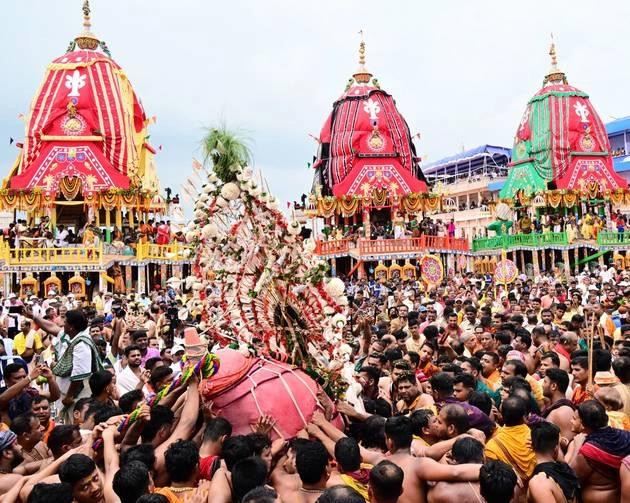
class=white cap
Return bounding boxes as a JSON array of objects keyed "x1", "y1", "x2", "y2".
[
  {"x1": 8, "y1": 293, "x2": 16, "y2": 299},
  {"x1": 29, "y1": 295, "x2": 38, "y2": 300},
  {"x1": 47, "y1": 290, "x2": 55, "y2": 296},
  {"x1": 172, "y1": 345, "x2": 185, "y2": 354}
]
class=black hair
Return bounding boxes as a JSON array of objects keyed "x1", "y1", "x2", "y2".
[
  {"x1": 11, "y1": 413, "x2": 36, "y2": 436},
  {"x1": 396, "y1": 371, "x2": 417, "y2": 387},
  {"x1": 58, "y1": 454, "x2": 97, "y2": 486},
  {"x1": 540, "y1": 351, "x2": 560, "y2": 367},
  {"x1": 384, "y1": 415, "x2": 412, "y2": 450},
  {"x1": 124, "y1": 344, "x2": 142, "y2": 358},
  {"x1": 571, "y1": 355, "x2": 589, "y2": 370},
  {"x1": 451, "y1": 437, "x2": 484, "y2": 464},
  {"x1": 94, "y1": 406, "x2": 123, "y2": 425},
  {"x1": 65, "y1": 310, "x2": 88, "y2": 334},
  {"x1": 317, "y1": 485, "x2": 365, "y2": 503},
  {"x1": 137, "y1": 496, "x2": 169, "y2": 503},
  {"x1": 465, "y1": 357, "x2": 483, "y2": 373},
  {"x1": 88, "y1": 370, "x2": 113, "y2": 396},
  {"x1": 423, "y1": 325, "x2": 439, "y2": 340},
  {"x1": 495, "y1": 332, "x2": 512, "y2": 346},
  {"x1": 501, "y1": 396, "x2": 527, "y2": 427},
  {"x1": 241, "y1": 486, "x2": 278, "y2": 503},
  {"x1": 247, "y1": 433, "x2": 271, "y2": 457},
  {"x1": 479, "y1": 460, "x2": 517, "y2": 503},
  {"x1": 203, "y1": 417, "x2": 233, "y2": 442},
  {"x1": 530, "y1": 421, "x2": 560, "y2": 454},
  {"x1": 3, "y1": 363, "x2": 25, "y2": 380},
  {"x1": 145, "y1": 357, "x2": 163, "y2": 372},
  {"x1": 113, "y1": 460, "x2": 151, "y2": 503},
  {"x1": 222, "y1": 435, "x2": 254, "y2": 471},
  {"x1": 392, "y1": 360, "x2": 411, "y2": 371},
  {"x1": 131, "y1": 330, "x2": 148, "y2": 342},
  {"x1": 594, "y1": 349, "x2": 612, "y2": 373},
  {"x1": 409, "y1": 409, "x2": 434, "y2": 436},
  {"x1": 359, "y1": 365, "x2": 381, "y2": 383},
  {"x1": 545, "y1": 368, "x2": 570, "y2": 394},
  {"x1": 429, "y1": 372, "x2": 454, "y2": 396},
  {"x1": 334, "y1": 437, "x2": 361, "y2": 472},
  {"x1": 141, "y1": 405, "x2": 174, "y2": 442},
  {"x1": 232, "y1": 457, "x2": 269, "y2": 503},
  {"x1": 369, "y1": 460, "x2": 404, "y2": 502},
  {"x1": 468, "y1": 391, "x2": 492, "y2": 416},
  {"x1": 119, "y1": 389, "x2": 144, "y2": 414},
  {"x1": 578, "y1": 400, "x2": 608, "y2": 431},
  {"x1": 296, "y1": 440, "x2": 328, "y2": 485},
  {"x1": 514, "y1": 331, "x2": 532, "y2": 348},
  {"x1": 406, "y1": 351, "x2": 420, "y2": 367},
  {"x1": 26, "y1": 483, "x2": 73, "y2": 503},
  {"x1": 149, "y1": 366, "x2": 173, "y2": 390},
  {"x1": 453, "y1": 372, "x2": 476, "y2": 389},
  {"x1": 120, "y1": 443, "x2": 156, "y2": 470},
  {"x1": 164, "y1": 440, "x2": 199, "y2": 482},
  {"x1": 30, "y1": 395, "x2": 49, "y2": 407},
  {"x1": 47, "y1": 425, "x2": 79, "y2": 459},
  {"x1": 441, "y1": 404, "x2": 471, "y2": 435},
  {"x1": 360, "y1": 415, "x2": 387, "y2": 452},
  {"x1": 504, "y1": 359, "x2": 528, "y2": 378},
  {"x1": 613, "y1": 356, "x2": 630, "y2": 383},
  {"x1": 384, "y1": 348, "x2": 403, "y2": 363}
]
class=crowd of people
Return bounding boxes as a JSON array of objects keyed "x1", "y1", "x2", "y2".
[
  {"x1": 0, "y1": 262, "x2": 628, "y2": 502},
  {"x1": 3, "y1": 218, "x2": 186, "y2": 254}
]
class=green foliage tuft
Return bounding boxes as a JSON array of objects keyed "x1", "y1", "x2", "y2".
[{"x1": 201, "y1": 125, "x2": 252, "y2": 183}]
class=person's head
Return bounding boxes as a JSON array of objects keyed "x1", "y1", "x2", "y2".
[
  {"x1": 578, "y1": 400, "x2": 609, "y2": 432},
  {"x1": 539, "y1": 352, "x2": 560, "y2": 376},
  {"x1": 64, "y1": 310, "x2": 89, "y2": 337},
  {"x1": 559, "y1": 332, "x2": 579, "y2": 353},
  {"x1": 390, "y1": 360, "x2": 411, "y2": 382},
  {"x1": 12, "y1": 412, "x2": 42, "y2": 450},
  {"x1": 241, "y1": 486, "x2": 278, "y2": 503},
  {"x1": 530, "y1": 421, "x2": 561, "y2": 459},
  {"x1": 478, "y1": 332, "x2": 495, "y2": 351},
  {"x1": 88, "y1": 370, "x2": 115, "y2": 398},
  {"x1": 368, "y1": 460, "x2": 404, "y2": 503},
  {"x1": 131, "y1": 330, "x2": 149, "y2": 350},
  {"x1": 436, "y1": 404, "x2": 470, "y2": 439},
  {"x1": 118, "y1": 389, "x2": 144, "y2": 414},
  {"x1": 542, "y1": 368, "x2": 570, "y2": 399},
  {"x1": 334, "y1": 437, "x2": 361, "y2": 473},
  {"x1": 296, "y1": 440, "x2": 329, "y2": 485},
  {"x1": 203, "y1": 417, "x2": 232, "y2": 451},
  {"x1": 452, "y1": 372, "x2": 476, "y2": 402},
  {"x1": 318, "y1": 485, "x2": 364, "y2": 503},
  {"x1": 4, "y1": 363, "x2": 29, "y2": 387},
  {"x1": 164, "y1": 440, "x2": 199, "y2": 483},
  {"x1": 360, "y1": 415, "x2": 388, "y2": 452},
  {"x1": 571, "y1": 356, "x2": 589, "y2": 386},
  {"x1": 149, "y1": 366, "x2": 173, "y2": 391},
  {"x1": 500, "y1": 396, "x2": 527, "y2": 427},
  {"x1": 141, "y1": 405, "x2": 174, "y2": 443},
  {"x1": 479, "y1": 460, "x2": 517, "y2": 503},
  {"x1": 222, "y1": 435, "x2": 255, "y2": 471},
  {"x1": 384, "y1": 415, "x2": 412, "y2": 451},
  {"x1": 396, "y1": 372, "x2": 419, "y2": 404},
  {"x1": 461, "y1": 357, "x2": 482, "y2": 379},
  {"x1": 27, "y1": 483, "x2": 74, "y2": 503},
  {"x1": 47, "y1": 424, "x2": 82, "y2": 459},
  {"x1": 418, "y1": 342, "x2": 435, "y2": 365},
  {"x1": 0, "y1": 431, "x2": 23, "y2": 469},
  {"x1": 429, "y1": 372, "x2": 454, "y2": 401},
  {"x1": 500, "y1": 359, "x2": 528, "y2": 382},
  {"x1": 72, "y1": 397, "x2": 95, "y2": 426},
  {"x1": 366, "y1": 353, "x2": 387, "y2": 372},
  {"x1": 112, "y1": 460, "x2": 152, "y2": 503},
  {"x1": 512, "y1": 332, "x2": 531, "y2": 352},
  {"x1": 613, "y1": 356, "x2": 630, "y2": 384},
  {"x1": 480, "y1": 352, "x2": 499, "y2": 374},
  {"x1": 409, "y1": 409, "x2": 439, "y2": 442},
  {"x1": 31, "y1": 395, "x2": 52, "y2": 427},
  {"x1": 231, "y1": 456, "x2": 269, "y2": 503},
  {"x1": 450, "y1": 437, "x2": 485, "y2": 464},
  {"x1": 59, "y1": 454, "x2": 103, "y2": 503},
  {"x1": 120, "y1": 444, "x2": 156, "y2": 472},
  {"x1": 124, "y1": 345, "x2": 142, "y2": 368}
]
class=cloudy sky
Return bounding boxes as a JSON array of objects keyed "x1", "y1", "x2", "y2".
[{"x1": 1, "y1": 0, "x2": 630, "y2": 212}]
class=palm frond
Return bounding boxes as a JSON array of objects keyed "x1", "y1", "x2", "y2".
[{"x1": 201, "y1": 125, "x2": 253, "y2": 183}]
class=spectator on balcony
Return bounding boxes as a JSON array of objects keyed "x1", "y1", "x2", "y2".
[
  {"x1": 156, "y1": 221, "x2": 171, "y2": 245},
  {"x1": 448, "y1": 220, "x2": 456, "y2": 240},
  {"x1": 54, "y1": 225, "x2": 69, "y2": 247}
]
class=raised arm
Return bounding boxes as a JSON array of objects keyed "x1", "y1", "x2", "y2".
[
  {"x1": 31, "y1": 313, "x2": 61, "y2": 337},
  {"x1": 0, "y1": 367, "x2": 41, "y2": 408},
  {"x1": 416, "y1": 457, "x2": 481, "y2": 481}
]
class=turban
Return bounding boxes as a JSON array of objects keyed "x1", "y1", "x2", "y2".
[{"x1": 0, "y1": 431, "x2": 17, "y2": 451}]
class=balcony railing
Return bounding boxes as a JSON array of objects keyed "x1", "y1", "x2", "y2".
[
  {"x1": 1, "y1": 242, "x2": 103, "y2": 265},
  {"x1": 136, "y1": 242, "x2": 194, "y2": 261},
  {"x1": 597, "y1": 231, "x2": 630, "y2": 246},
  {"x1": 472, "y1": 232, "x2": 568, "y2": 252},
  {"x1": 314, "y1": 236, "x2": 469, "y2": 257}
]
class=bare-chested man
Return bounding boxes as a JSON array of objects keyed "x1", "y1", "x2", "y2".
[
  {"x1": 528, "y1": 422, "x2": 579, "y2": 503},
  {"x1": 568, "y1": 400, "x2": 630, "y2": 503},
  {"x1": 541, "y1": 368, "x2": 575, "y2": 446},
  {"x1": 361, "y1": 416, "x2": 481, "y2": 503}
]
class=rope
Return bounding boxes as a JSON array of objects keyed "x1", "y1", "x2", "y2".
[{"x1": 92, "y1": 353, "x2": 220, "y2": 450}]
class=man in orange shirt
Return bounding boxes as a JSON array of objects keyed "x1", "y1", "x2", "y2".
[
  {"x1": 480, "y1": 352, "x2": 502, "y2": 391},
  {"x1": 571, "y1": 356, "x2": 591, "y2": 406},
  {"x1": 31, "y1": 396, "x2": 55, "y2": 443}
]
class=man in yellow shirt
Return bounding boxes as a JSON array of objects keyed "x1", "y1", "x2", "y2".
[
  {"x1": 13, "y1": 319, "x2": 43, "y2": 363},
  {"x1": 485, "y1": 395, "x2": 536, "y2": 482}
]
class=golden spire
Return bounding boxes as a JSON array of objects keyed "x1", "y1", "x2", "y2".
[
  {"x1": 353, "y1": 31, "x2": 373, "y2": 84},
  {"x1": 75, "y1": 0, "x2": 100, "y2": 50},
  {"x1": 544, "y1": 33, "x2": 567, "y2": 85}
]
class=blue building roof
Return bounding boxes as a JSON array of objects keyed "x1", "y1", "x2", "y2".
[
  {"x1": 606, "y1": 116, "x2": 630, "y2": 136},
  {"x1": 613, "y1": 156, "x2": 630, "y2": 173},
  {"x1": 488, "y1": 180, "x2": 505, "y2": 191},
  {"x1": 423, "y1": 145, "x2": 512, "y2": 174}
]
